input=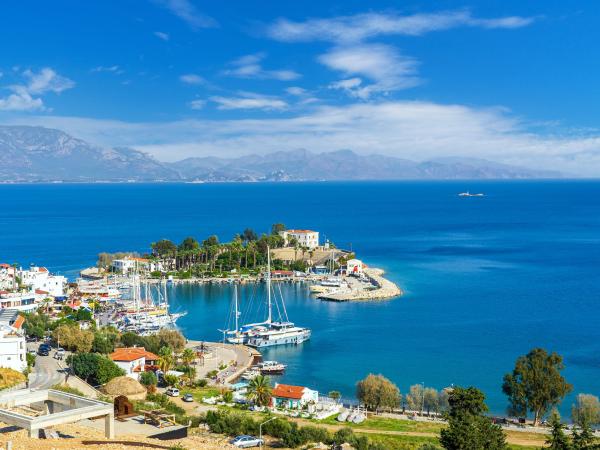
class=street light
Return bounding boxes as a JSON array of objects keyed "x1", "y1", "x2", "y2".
[
  {"x1": 421, "y1": 381, "x2": 425, "y2": 417},
  {"x1": 259, "y1": 417, "x2": 277, "y2": 450}
]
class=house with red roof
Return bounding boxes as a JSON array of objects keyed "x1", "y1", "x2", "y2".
[
  {"x1": 271, "y1": 383, "x2": 319, "y2": 409},
  {"x1": 109, "y1": 347, "x2": 159, "y2": 380}
]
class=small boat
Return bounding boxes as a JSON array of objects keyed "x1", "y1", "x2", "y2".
[
  {"x1": 241, "y1": 369, "x2": 261, "y2": 380},
  {"x1": 257, "y1": 361, "x2": 287, "y2": 375},
  {"x1": 458, "y1": 191, "x2": 485, "y2": 197}
]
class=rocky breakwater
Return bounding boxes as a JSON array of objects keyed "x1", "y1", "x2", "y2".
[{"x1": 317, "y1": 268, "x2": 402, "y2": 302}]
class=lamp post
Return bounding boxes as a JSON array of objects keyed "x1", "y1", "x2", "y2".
[
  {"x1": 421, "y1": 381, "x2": 425, "y2": 417},
  {"x1": 259, "y1": 417, "x2": 276, "y2": 450}
]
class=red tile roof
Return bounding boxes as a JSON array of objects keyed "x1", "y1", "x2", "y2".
[
  {"x1": 35, "y1": 289, "x2": 49, "y2": 295},
  {"x1": 286, "y1": 229, "x2": 316, "y2": 234},
  {"x1": 12, "y1": 315, "x2": 25, "y2": 330},
  {"x1": 0, "y1": 263, "x2": 11, "y2": 268},
  {"x1": 272, "y1": 384, "x2": 305, "y2": 400},
  {"x1": 39, "y1": 267, "x2": 49, "y2": 272},
  {"x1": 109, "y1": 347, "x2": 159, "y2": 362}
]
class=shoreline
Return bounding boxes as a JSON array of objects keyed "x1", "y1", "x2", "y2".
[{"x1": 316, "y1": 268, "x2": 402, "y2": 302}]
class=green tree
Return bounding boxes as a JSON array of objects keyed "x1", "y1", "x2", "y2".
[
  {"x1": 572, "y1": 394, "x2": 600, "y2": 429},
  {"x1": 163, "y1": 374, "x2": 179, "y2": 387},
  {"x1": 151, "y1": 239, "x2": 177, "y2": 258},
  {"x1": 328, "y1": 390, "x2": 341, "y2": 402},
  {"x1": 247, "y1": 374, "x2": 272, "y2": 407},
  {"x1": 68, "y1": 353, "x2": 124, "y2": 385},
  {"x1": 502, "y1": 348, "x2": 573, "y2": 425},
  {"x1": 424, "y1": 388, "x2": 441, "y2": 414},
  {"x1": 356, "y1": 374, "x2": 401, "y2": 412},
  {"x1": 271, "y1": 223, "x2": 286, "y2": 235},
  {"x1": 242, "y1": 228, "x2": 258, "y2": 242},
  {"x1": 158, "y1": 329, "x2": 185, "y2": 353},
  {"x1": 179, "y1": 236, "x2": 200, "y2": 252},
  {"x1": 406, "y1": 384, "x2": 425, "y2": 412},
  {"x1": 139, "y1": 371, "x2": 158, "y2": 387},
  {"x1": 546, "y1": 409, "x2": 571, "y2": 450},
  {"x1": 439, "y1": 386, "x2": 507, "y2": 450}
]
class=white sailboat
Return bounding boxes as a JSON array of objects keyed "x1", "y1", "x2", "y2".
[{"x1": 224, "y1": 247, "x2": 311, "y2": 348}]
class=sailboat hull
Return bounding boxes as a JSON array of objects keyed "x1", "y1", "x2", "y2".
[{"x1": 247, "y1": 328, "x2": 311, "y2": 348}]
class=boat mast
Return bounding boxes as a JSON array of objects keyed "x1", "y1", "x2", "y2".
[
  {"x1": 234, "y1": 284, "x2": 239, "y2": 335},
  {"x1": 267, "y1": 245, "x2": 272, "y2": 324}
]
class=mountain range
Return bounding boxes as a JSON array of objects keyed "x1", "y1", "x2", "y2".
[{"x1": 0, "y1": 125, "x2": 562, "y2": 182}]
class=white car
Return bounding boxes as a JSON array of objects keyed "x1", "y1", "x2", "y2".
[
  {"x1": 165, "y1": 387, "x2": 180, "y2": 397},
  {"x1": 231, "y1": 435, "x2": 264, "y2": 448}
]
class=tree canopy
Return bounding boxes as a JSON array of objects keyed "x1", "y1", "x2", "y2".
[
  {"x1": 439, "y1": 386, "x2": 507, "y2": 450},
  {"x1": 502, "y1": 348, "x2": 572, "y2": 425},
  {"x1": 356, "y1": 374, "x2": 401, "y2": 412}
]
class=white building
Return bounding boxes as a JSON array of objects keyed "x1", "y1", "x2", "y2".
[
  {"x1": 279, "y1": 229, "x2": 320, "y2": 249},
  {"x1": 109, "y1": 347, "x2": 159, "y2": 380},
  {"x1": 17, "y1": 266, "x2": 66, "y2": 297},
  {"x1": 271, "y1": 383, "x2": 319, "y2": 409},
  {"x1": 346, "y1": 259, "x2": 364, "y2": 276},
  {"x1": 0, "y1": 316, "x2": 27, "y2": 372},
  {"x1": 0, "y1": 264, "x2": 16, "y2": 292},
  {"x1": 111, "y1": 257, "x2": 161, "y2": 274},
  {"x1": 0, "y1": 293, "x2": 38, "y2": 312}
]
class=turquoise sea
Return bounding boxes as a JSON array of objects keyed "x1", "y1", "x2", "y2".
[{"x1": 1, "y1": 181, "x2": 599, "y2": 415}]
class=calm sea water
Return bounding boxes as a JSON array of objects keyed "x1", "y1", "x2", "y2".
[{"x1": 1, "y1": 181, "x2": 599, "y2": 414}]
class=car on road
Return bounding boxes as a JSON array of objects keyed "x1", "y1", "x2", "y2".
[
  {"x1": 230, "y1": 435, "x2": 264, "y2": 448},
  {"x1": 182, "y1": 393, "x2": 194, "y2": 402},
  {"x1": 38, "y1": 344, "x2": 51, "y2": 356},
  {"x1": 54, "y1": 348, "x2": 66, "y2": 360},
  {"x1": 166, "y1": 387, "x2": 180, "y2": 397}
]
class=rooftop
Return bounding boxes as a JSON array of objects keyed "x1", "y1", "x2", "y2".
[
  {"x1": 109, "y1": 347, "x2": 159, "y2": 362},
  {"x1": 272, "y1": 384, "x2": 305, "y2": 400}
]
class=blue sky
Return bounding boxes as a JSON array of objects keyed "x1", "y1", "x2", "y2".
[{"x1": 1, "y1": 1, "x2": 599, "y2": 175}]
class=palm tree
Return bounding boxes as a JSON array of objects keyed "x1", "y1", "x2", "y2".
[
  {"x1": 247, "y1": 375, "x2": 272, "y2": 407},
  {"x1": 182, "y1": 348, "x2": 196, "y2": 368},
  {"x1": 158, "y1": 354, "x2": 173, "y2": 374}
]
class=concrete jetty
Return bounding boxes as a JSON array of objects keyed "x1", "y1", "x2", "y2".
[{"x1": 316, "y1": 268, "x2": 402, "y2": 302}]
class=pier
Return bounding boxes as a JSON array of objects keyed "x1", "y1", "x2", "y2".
[{"x1": 316, "y1": 268, "x2": 402, "y2": 302}]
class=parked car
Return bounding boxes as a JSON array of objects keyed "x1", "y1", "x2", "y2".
[
  {"x1": 166, "y1": 387, "x2": 180, "y2": 397},
  {"x1": 38, "y1": 344, "x2": 50, "y2": 356},
  {"x1": 182, "y1": 393, "x2": 194, "y2": 402},
  {"x1": 231, "y1": 435, "x2": 264, "y2": 448},
  {"x1": 54, "y1": 348, "x2": 66, "y2": 360}
]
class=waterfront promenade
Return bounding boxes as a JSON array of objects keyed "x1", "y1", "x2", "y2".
[{"x1": 186, "y1": 340, "x2": 260, "y2": 384}]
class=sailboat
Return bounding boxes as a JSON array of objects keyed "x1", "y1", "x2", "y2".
[{"x1": 224, "y1": 247, "x2": 311, "y2": 348}]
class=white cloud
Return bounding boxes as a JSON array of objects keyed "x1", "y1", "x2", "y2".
[
  {"x1": 154, "y1": 31, "x2": 170, "y2": 41},
  {"x1": 0, "y1": 88, "x2": 44, "y2": 111},
  {"x1": 267, "y1": 10, "x2": 535, "y2": 43},
  {"x1": 153, "y1": 0, "x2": 217, "y2": 29},
  {"x1": 23, "y1": 68, "x2": 75, "y2": 94},
  {"x1": 189, "y1": 99, "x2": 206, "y2": 110},
  {"x1": 320, "y1": 44, "x2": 419, "y2": 98},
  {"x1": 286, "y1": 86, "x2": 307, "y2": 96},
  {"x1": 225, "y1": 53, "x2": 300, "y2": 81},
  {"x1": 10, "y1": 100, "x2": 600, "y2": 176},
  {"x1": 179, "y1": 73, "x2": 204, "y2": 85},
  {"x1": 209, "y1": 92, "x2": 288, "y2": 110},
  {"x1": 0, "y1": 68, "x2": 74, "y2": 112},
  {"x1": 91, "y1": 65, "x2": 124, "y2": 75}
]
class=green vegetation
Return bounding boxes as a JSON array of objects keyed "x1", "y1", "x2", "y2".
[
  {"x1": 502, "y1": 348, "x2": 573, "y2": 425},
  {"x1": 246, "y1": 374, "x2": 272, "y2": 407},
  {"x1": 440, "y1": 386, "x2": 507, "y2": 450},
  {"x1": 50, "y1": 383, "x2": 85, "y2": 397},
  {"x1": 204, "y1": 410, "x2": 386, "y2": 449},
  {"x1": 67, "y1": 352, "x2": 124, "y2": 385},
  {"x1": 139, "y1": 371, "x2": 158, "y2": 388},
  {"x1": 356, "y1": 373, "x2": 401, "y2": 412}
]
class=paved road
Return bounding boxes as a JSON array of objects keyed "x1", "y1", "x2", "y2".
[{"x1": 27, "y1": 343, "x2": 67, "y2": 389}]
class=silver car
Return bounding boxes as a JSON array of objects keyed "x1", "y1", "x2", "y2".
[{"x1": 231, "y1": 435, "x2": 264, "y2": 448}]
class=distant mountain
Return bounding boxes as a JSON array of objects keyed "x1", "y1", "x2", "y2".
[
  {"x1": 0, "y1": 125, "x2": 562, "y2": 182},
  {"x1": 0, "y1": 126, "x2": 179, "y2": 182},
  {"x1": 168, "y1": 149, "x2": 562, "y2": 181}
]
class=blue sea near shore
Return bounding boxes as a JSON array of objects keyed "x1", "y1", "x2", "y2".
[{"x1": 1, "y1": 180, "x2": 599, "y2": 415}]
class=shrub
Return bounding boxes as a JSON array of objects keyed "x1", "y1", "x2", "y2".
[
  {"x1": 51, "y1": 383, "x2": 85, "y2": 397},
  {"x1": 68, "y1": 353, "x2": 125, "y2": 385},
  {"x1": 196, "y1": 378, "x2": 208, "y2": 388},
  {"x1": 139, "y1": 371, "x2": 158, "y2": 387}
]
